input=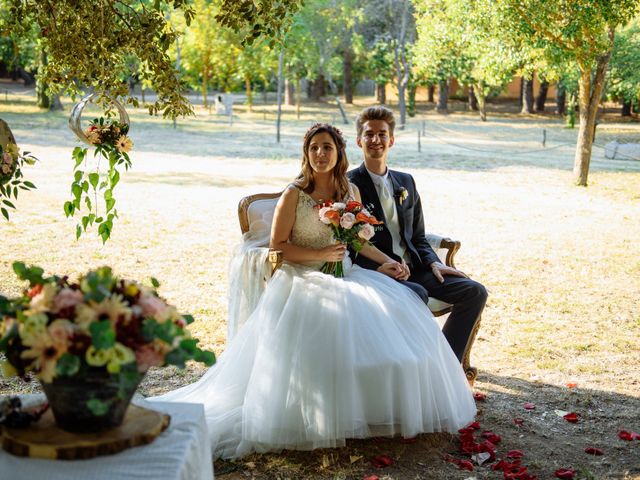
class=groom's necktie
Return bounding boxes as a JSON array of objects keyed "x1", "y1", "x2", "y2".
[{"x1": 373, "y1": 176, "x2": 407, "y2": 262}]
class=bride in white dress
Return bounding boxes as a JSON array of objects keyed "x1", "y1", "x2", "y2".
[{"x1": 151, "y1": 123, "x2": 476, "y2": 459}]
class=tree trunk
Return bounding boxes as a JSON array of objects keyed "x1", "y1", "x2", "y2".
[
  {"x1": 436, "y1": 79, "x2": 448, "y2": 113},
  {"x1": 296, "y1": 78, "x2": 302, "y2": 119},
  {"x1": 343, "y1": 48, "x2": 353, "y2": 104},
  {"x1": 276, "y1": 50, "x2": 284, "y2": 143},
  {"x1": 428, "y1": 84, "x2": 435, "y2": 103},
  {"x1": 408, "y1": 84, "x2": 416, "y2": 117},
  {"x1": 475, "y1": 83, "x2": 487, "y2": 121},
  {"x1": 285, "y1": 78, "x2": 295, "y2": 106},
  {"x1": 573, "y1": 35, "x2": 613, "y2": 186},
  {"x1": 621, "y1": 100, "x2": 632, "y2": 116},
  {"x1": 556, "y1": 83, "x2": 566, "y2": 115},
  {"x1": 468, "y1": 86, "x2": 478, "y2": 111},
  {"x1": 201, "y1": 63, "x2": 209, "y2": 108},
  {"x1": 521, "y1": 76, "x2": 534, "y2": 113},
  {"x1": 376, "y1": 83, "x2": 386, "y2": 103},
  {"x1": 535, "y1": 81, "x2": 549, "y2": 112},
  {"x1": 310, "y1": 76, "x2": 325, "y2": 101},
  {"x1": 245, "y1": 75, "x2": 253, "y2": 112}
]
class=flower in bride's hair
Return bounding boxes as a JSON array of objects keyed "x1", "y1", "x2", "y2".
[
  {"x1": 339, "y1": 212, "x2": 356, "y2": 229},
  {"x1": 358, "y1": 223, "x2": 375, "y2": 241}
]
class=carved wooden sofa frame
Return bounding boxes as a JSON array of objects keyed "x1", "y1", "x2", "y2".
[{"x1": 238, "y1": 192, "x2": 480, "y2": 385}]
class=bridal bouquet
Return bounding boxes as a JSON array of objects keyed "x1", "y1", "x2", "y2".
[
  {"x1": 64, "y1": 117, "x2": 134, "y2": 243},
  {"x1": 0, "y1": 141, "x2": 37, "y2": 221},
  {"x1": 0, "y1": 262, "x2": 215, "y2": 386},
  {"x1": 317, "y1": 200, "x2": 383, "y2": 277}
]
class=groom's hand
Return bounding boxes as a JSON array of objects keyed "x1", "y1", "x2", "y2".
[
  {"x1": 378, "y1": 261, "x2": 409, "y2": 281},
  {"x1": 430, "y1": 261, "x2": 468, "y2": 283}
]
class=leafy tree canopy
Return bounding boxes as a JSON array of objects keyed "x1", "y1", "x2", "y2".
[{"x1": 2, "y1": 0, "x2": 196, "y2": 118}]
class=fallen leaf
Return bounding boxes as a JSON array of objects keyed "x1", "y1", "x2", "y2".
[
  {"x1": 370, "y1": 455, "x2": 394, "y2": 468},
  {"x1": 473, "y1": 392, "x2": 487, "y2": 402},
  {"x1": 554, "y1": 468, "x2": 576, "y2": 479},
  {"x1": 244, "y1": 462, "x2": 256, "y2": 469},
  {"x1": 350, "y1": 455, "x2": 363, "y2": 464},
  {"x1": 363, "y1": 475, "x2": 380, "y2": 480},
  {"x1": 514, "y1": 418, "x2": 525, "y2": 426},
  {"x1": 506, "y1": 450, "x2": 525, "y2": 459},
  {"x1": 523, "y1": 402, "x2": 536, "y2": 410},
  {"x1": 321, "y1": 454, "x2": 331, "y2": 468},
  {"x1": 554, "y1": 409, "x2": 570, "y2": 417},
  {"x1": 566, "y1": 382, "x2": 578, "y2": 388},
  {"x1": 584, "y1": 447, "x2": 604, "y2": 456},
  {"x1": 563, "y1": 412, "x2": 579, "y2": 423}
]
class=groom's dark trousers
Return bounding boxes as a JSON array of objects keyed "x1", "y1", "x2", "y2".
[{"x1": 348, "y1": 163, "x2": 487, "y2": 362}]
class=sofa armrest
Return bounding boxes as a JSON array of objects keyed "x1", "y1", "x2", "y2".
[{"x1": 425, "y1": 234, "x2": 461, "y2": 269}]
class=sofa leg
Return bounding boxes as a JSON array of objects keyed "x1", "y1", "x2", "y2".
[{"x1": 461, "y1": 314, "x2": 482, "y2": 388}]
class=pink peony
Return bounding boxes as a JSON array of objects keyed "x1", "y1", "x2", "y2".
[
  {"x1": 53, "y1": 288, "x2": 84, "y2": 313},
  {"x1": 358, "y1": 223, "x2": 375, "y2": 241},
  {"x1": 339, "y1": 212, "x2": 356, "y2": 229},
  {"x1": 138, "y1": 294, "x2": 168, "y2": 319}
]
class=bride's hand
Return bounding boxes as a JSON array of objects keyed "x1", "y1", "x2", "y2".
[{"x1": 320, "y1": 244, "x2": 346, "y2": 262}]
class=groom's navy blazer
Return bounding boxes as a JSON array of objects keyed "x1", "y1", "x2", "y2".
[{"x1": 348, "y1": 163, "x2": 440, "y2": 271}]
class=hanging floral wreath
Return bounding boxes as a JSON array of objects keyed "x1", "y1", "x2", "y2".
[
  {"x1": 65, "y1": 94, "x2": 133, "y2": 243},
  {"x1": 0, "y1": 140, "x2": 37, "y2": 221}
]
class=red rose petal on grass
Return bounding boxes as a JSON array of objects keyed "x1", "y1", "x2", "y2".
[
  {"x1": 481, "y1": 431, "x2": 502, "y2": 444},
  {"x1": 584, "y1": 447, "x2": 604, "y2": 456},
  {"x1": 554, "y1": 468, "x2": 576, "y2": 479},
  {"x1": 363, "y1": 476, "x2": 380, "y2": 480},
  {"x1": 473, "y1": 392, "x2": 487, "y2": 402},
  {"x1": 563, "y1": 412, "x2": 579, "y2": 423},
  {"x1": 618, "y1": 430, "x2": 640, "y2": 442},
  {"x1": 514, "y1": 417, "x2": 525, "y2": 425},
  {"x1": 458, "y1": 460, "x2": 474, "y2": 471},
  {"x1": 370, "y1": 455, "x2": 394, "y2": 468},
  {"x1": 467, "y1": 421, "x2": 481, "y2": 430},
  {"x1": 523, "y1": 402, "x2": 536, "y2": 410},
  {"x1": 566, "y1": 382, "x2": 578, "y2": 388},
  {"x1": 506, "y1": 450, "x2": 525, "y2": 459}
]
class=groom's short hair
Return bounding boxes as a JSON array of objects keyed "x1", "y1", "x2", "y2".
[{"x1": 356, "y1": 106, "x2": 396, "y2": 137}]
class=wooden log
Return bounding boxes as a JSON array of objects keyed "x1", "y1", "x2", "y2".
[{"x1": 1, "y1": 405, "x2": 170, "y2": 460}]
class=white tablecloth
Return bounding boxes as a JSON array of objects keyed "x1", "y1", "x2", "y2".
[{"x1": 0, "y1": 401, "x2": 214, "y2": 480}]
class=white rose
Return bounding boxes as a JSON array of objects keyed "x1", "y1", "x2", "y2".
[
  {"x1": 339, "y1": 212, "x2": 356, "y2": 229},
  {"x1": 318, "y1": 206, "x2": 332, "y2": 224},
  {"x1": 358, "y1": 223, "x2": 375, "y2": 241}
]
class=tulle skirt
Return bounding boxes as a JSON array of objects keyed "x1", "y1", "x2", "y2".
[{"x1": 150, "y1": 262, "x2": 476, "y2": 459}]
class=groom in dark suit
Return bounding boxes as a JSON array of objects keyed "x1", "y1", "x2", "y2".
[{"x1": 347, "y1": 106, "x2": 487, "y2": 363}]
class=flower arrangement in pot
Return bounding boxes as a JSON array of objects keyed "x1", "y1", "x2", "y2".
[{"x1": 0, "y1": 262, "x2": 215, "y2": 433}]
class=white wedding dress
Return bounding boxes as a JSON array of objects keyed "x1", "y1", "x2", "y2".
[{"x1": 150, "y1": 187, "x2": 476, "y2": 459}]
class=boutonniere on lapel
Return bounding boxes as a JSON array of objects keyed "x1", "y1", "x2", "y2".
[{"x1": 394, "y1": 187, "x2": 409, "y2": 205}]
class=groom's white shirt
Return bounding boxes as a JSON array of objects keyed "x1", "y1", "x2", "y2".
[{"x1": 366, "y1": 167, "x2": 409, "y2": 263}]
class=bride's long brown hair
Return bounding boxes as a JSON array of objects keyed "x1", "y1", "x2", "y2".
[{"x1": 295, "y1": 123, "x2": 349, "y2": 201}]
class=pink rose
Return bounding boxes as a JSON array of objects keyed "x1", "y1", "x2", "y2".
[
  {"x1": 47, "y1": 319, "x2": 75, "y2": 346},
  {"x1": 358, "y1": 223, "x2": 375, "y2": 241},
  {"x1": 53, "y1": 288, "x2": 84, "y2": 313},
  {"x1": 138, "y1": 294, "x2": 168, "y2": 319},
  {"x1": 339, "y1": 212, "x2": 356, "y2": 229},
  {"x1": 135, "y1": 344, "x2": 165, "y2": 373},
  {"x1": 2, "y1": 152, "x2": 13, "y2": 165}
]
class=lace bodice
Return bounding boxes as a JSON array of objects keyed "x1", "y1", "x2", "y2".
[{"x1": 289, "y1": 185, "x2": 354, "y2": 269}]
